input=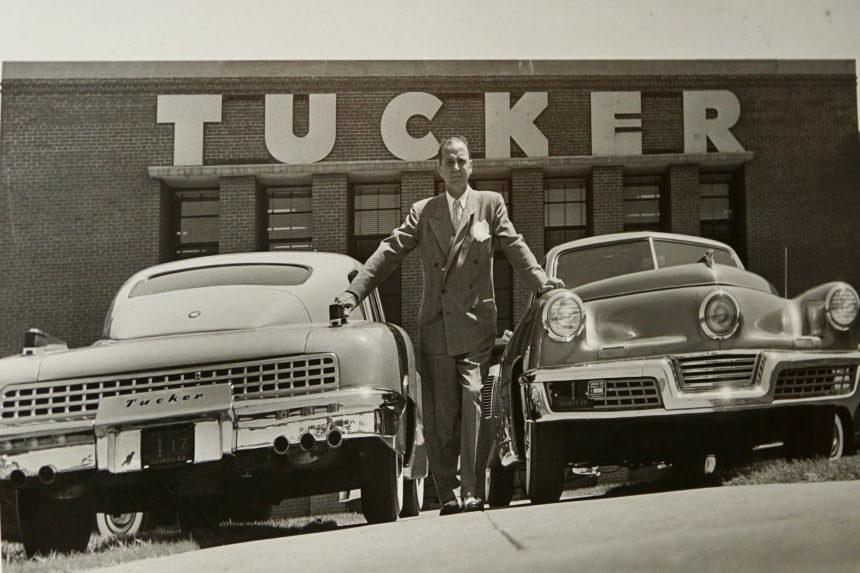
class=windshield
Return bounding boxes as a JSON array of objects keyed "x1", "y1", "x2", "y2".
[
  {"x1": 554, "y1": 238, "x2": 739, "y2": 288},
  {"x1": 130, "y1": 264, "x2": 312, "y2": 297}
]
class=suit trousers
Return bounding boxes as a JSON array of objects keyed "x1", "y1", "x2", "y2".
[{"x1": 421, "y1": 346, "x2": 491, "y2": 503}]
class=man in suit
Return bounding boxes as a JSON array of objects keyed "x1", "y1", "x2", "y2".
[{"x1": 335, "y1": 136, "x2": 563, "y2": 514}]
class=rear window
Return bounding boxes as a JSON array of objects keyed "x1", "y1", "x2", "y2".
[{"x1": 130, "y1": 264, "x2": 312, "y2": 297}]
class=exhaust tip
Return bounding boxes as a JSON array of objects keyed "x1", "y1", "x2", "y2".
[
  {"x1": 299, "y1": 433, "x2": 316, "y2": 451},
  {"x1": 326, "y1": 429, "x2": 343, "y2": 448},
  {"x1": 38, "y1": 465, "x2": 57, "y2": 484},
  {"x1": 10, "y1": 469, "x2": 28, "y2": 488},
  {"x1": 273, "y1": 435, "x2": 290, "y2": 455}
]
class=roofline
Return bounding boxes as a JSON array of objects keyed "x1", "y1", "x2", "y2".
[{"x1": 3, "y1": 59, "x2": 856, "y2": 80}]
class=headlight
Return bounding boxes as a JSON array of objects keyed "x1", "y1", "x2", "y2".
[
  {"x1": 825, "y1": 284, "x2": 859, "y2": 331},
  {"x1": 542, "y1": 292, "x2": 585, "y2": 342},
  {"x1": 699, "y1": 290, "x2": 741, "y2": 340}
]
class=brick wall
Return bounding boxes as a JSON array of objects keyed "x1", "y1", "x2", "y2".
[
  {"x1": 220, "y1": 176, "x2": 259, "y2": 253},
  {"x1": 511, "y1": 168, "x2": 545, "y2": 318},
  {"x1": 667, "y1": 164, "x2": 701, "y2": 236},
  {"x1": 312, "y1": 173, "x2": 349, "y2": 254},
  {"x1": 591, "y1": 166, "x2": 625, "y2": 235}
]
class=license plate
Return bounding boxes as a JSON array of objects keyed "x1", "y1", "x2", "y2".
[
  {"x1": 141, "y1": 424, "x2": 194, "y2": 468},
  {"x1": 557, "y1": 397, "x2": 594, "y2": 409}
]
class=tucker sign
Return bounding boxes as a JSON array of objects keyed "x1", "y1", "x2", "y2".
[{"x1": 157, "y1": 90, "x2": 746, "y2": 166}]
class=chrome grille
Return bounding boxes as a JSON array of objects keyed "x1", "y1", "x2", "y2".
[
  {"x1": 549, "y1": 378, "x2": 661, "y2": 411},
  {"x1": 676, "y1": 353, "x2": 759, "y2": 390},
  {"x1": 596, "y1": 379, "x2": 661, "y2": 410},
  {"x1": 481, "y1": 371, "x2": 496, "y2": 419},
  {"x1": 1, "y1": 353, "x2": 338, "y2": 422},
  {"x1": 774, "y1": 365, "x2": 856, "y2": 399}
]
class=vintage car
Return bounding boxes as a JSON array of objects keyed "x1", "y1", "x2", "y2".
[
  {"x1": 484, "y1": 232, "x2": 860, "y2": 505},
  {"x1": 0, "y1": 252, "x2": 427, "y2": 556}
]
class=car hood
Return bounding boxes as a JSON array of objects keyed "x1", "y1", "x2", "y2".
[
  {"x1": 571, "y1": 263, "x2": 774, "y2": 302},
  {"x1": 109, "y1": 286, "x2": 312, "y2": 340}
]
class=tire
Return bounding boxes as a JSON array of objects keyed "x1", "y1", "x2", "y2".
[
  {"x1": 672, "y1": 452, "x2": 721, "y2": 487},
  {"x1": 524, "y1": 422, "x2": 565, "y2": 504},
  {"x1": 360, "y1": 441, "x2": 402, "y2": 524},
  {"x1": 177, "y1": 499, "x2": 222, "y2": 536},
  {"x1": 95, "y1": 511, "x2": 146, "y2": 538},
  {"x1": 830, "y1": 413, "x2": 846, "y2": 460},
  {"x1": 17, "y1": 490, "x2": 91, "y2": 557},
  {"x1": 485, "y1": 466, "x2": 515, "y2": 507},
  {"x1": 784, "y1": 408, "x2": 833, "y2": 460},
  {"x1": 400, "y1": 477, "x2": 424, "y2": 518}
]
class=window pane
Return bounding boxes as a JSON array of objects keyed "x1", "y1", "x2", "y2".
[
  {"x1": 544, "y1": 179, "x2": 588, "y2": 252},
  {"x1": 623, "y1": 182, "x2": 661, "y2": 231},
  {"x1": 267, "y1": 187, "x2": 313, "y2": 251},
  {"x1": 353, "y1": 185, "x2": 402, "y2": 324},
  {"x1": 172, "y1": 190, "x2": 220, "y2": 260},
  {"x1": 179, "y1": 217, "x2": 219, "y2": 244}
]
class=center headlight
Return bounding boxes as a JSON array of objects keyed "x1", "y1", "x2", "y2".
[
  {"x1": 826, "y1": 284, "x2": 859, "y2": 331},
  {"x1": 699, "y1": 290, "x2": 741, "y2": 340},
  {"x1": 542, "y1": 291, "x2": 585, "y2": 342}
]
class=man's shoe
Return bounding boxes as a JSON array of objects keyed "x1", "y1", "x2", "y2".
[
  {"x1": 439, "y1": 499, "x2": 462, "y2": 516},
  {"x1": 463, "y1": 496, "x2": 484, "y2": 512}
]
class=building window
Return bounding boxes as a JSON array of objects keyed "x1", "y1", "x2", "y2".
[
  {"x1": 699, "y1": 176, "x2": 733, "y2": 245},
  {"x1": 544, "y1": 179, "x2": 588, "y2": 251},
  {"x1": 171, "y1": 189, "x2": 219, "y2": 260},
  {"x1": 352, "y1": 184, "x2": 402, "y2": 324},
  {"x1": 623, "y1": 178, "x2": 662, "y2": 232},
  {"x1": 267, "y1": 187, "x2": 313, "y2": 251}
]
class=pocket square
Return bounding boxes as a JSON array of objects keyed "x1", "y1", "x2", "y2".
[{"x1": 470, "y1": 219, "x2": 491, "y2": 242}]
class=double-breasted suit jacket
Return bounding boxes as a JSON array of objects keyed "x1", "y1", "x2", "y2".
[{"x1": 348, "y1": 187, "x2": 549, "y2": 356}]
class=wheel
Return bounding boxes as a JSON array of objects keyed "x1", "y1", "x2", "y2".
[
  {"x1": 830, "y1": 413, "x2": 846, "y2": 460},
  {"x1": 671, "y1": 452, "x2": 721, "y2": 487},
  {"x1": 360, "y1": 441, "x2": 402, "y2": 523},
  {"x1": 399, "y1": 477, "x2": 424, "y2": 517},
  {"x1": 485, "y1": 466, "x2": 515, "y2": 507},
  {"x1": 784, "y1": 408, "x2": 834, "y2": 460},
  {"x1": 524, "y1": 422, "x2": 565, "y2": 504},
  {"x1": 177, "y1": 499, "x2": 222, "y2": 536},
  {"x1": 16, "y1": 490, "x2": 92, "y2": 557},
  {"x1": 95, "y1": 511, "x2": 146, "y2": 538}
]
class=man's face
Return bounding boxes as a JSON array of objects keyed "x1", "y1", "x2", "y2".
[{"x1": 437, "y1": 139, "x2": 472, "y2": 196}]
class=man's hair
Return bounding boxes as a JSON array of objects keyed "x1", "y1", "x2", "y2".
[{"x1": 437, "y1": 135, "x2": 470, "y2": 164}]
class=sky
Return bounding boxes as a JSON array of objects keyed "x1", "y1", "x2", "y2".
[{"x1": 0, "y1": 0, "x2": 859, "y2": 126}]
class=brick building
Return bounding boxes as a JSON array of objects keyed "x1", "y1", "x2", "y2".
[{"x1": 1, "y1": 59, "x2": 859, "y2": 358}]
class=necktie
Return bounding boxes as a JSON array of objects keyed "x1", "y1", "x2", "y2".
[{"x1": 452, "y1": 199, "x2": 462, "y2": 229}]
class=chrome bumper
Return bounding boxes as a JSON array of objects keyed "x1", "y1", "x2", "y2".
[
  {"x1": 524, "y1": 350, "x2": 860, "y2": 421},
  {"x1": 0, "y1": 386, "x2": 406, "y2": 482}
]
